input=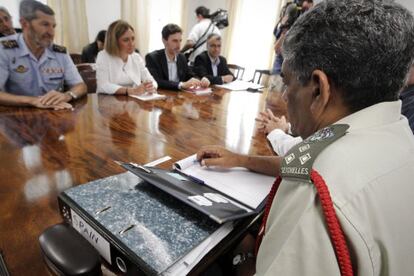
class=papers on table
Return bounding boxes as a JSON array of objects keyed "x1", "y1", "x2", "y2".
[
  {"x1": 216, "y1": 80, "x2": 264, "y2": 91},
  {"x1": 129, "y1": 93, "x2": 166, "y2": 101},
  {"x1": 174, "y1": 154, "x2": 274, "y2": 210},
  {"x1": 182, "y1": 87, "x2": 212, "y2": 95}
]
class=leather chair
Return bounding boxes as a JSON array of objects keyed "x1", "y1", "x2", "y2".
[
  {"x1": 76, "y1": 63, "x2": 97, "y2": 93},
  {"x1": 70, "y1": 53, "x2": 82, "y2": 65}
]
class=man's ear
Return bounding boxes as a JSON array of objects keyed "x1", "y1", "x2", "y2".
[{"x1": 310, "y1": 69, "x2": 331, "y2": 117}]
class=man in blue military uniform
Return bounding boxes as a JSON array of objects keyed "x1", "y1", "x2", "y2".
[{"x1": 0, "y1": 0, "x2": 86, "y2": 110}]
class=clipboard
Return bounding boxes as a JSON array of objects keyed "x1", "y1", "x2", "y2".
[{"x1": 116, "y1": 161, "x2": 260, "y2": 224}]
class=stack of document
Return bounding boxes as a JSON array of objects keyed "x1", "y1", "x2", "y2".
[
  {"x1": 174, "y1": 154, "x2": 274, "y2": 210},
  {"x1": 216, "y1": 80, "x2": 264, "y2": 91},
  {"x1": 129, "y1": 93, "x2": 166, "y2": 101}
]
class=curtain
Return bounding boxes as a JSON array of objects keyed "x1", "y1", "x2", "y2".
[
  {"x1": 121, "y1": 0, "x2": 150, "y2": 56},
  {"x1": 47, "y1": 0, "x2": 89, "y2": 54},
  {"x1": 225, "y1": 0, "x2": 284, "y2": 79},
  {"x1": 268, "y1": 0, "x2": 289, "y2": 69},
  {"x1": 222, "y1": 0, "x2": 241, "y2": 59}
]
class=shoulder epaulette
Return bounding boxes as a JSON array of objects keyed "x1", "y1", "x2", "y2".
[
  {"x1": 280, "y1": 124, "x2": 350, "y2": 182},
  {"x1": 52, "y1": 44, "x2": 67, "y2": 53},
  {"x1": 1, "y1": 40, "x2": 19, "y2": 49}
]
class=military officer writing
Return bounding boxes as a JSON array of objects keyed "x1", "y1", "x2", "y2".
[{"x1": 0, "y1": 0, "x2": 86, "y2": 110}]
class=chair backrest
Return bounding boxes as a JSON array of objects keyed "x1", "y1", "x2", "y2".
[
  {"x1": 228, "y1": 64, "x2": 245, "y2": 80},
  {"x1": 70, "y1": 53, "x2": 82, "y2": 65},
  {"x1": 250, "y1": 69, "x2": 271, "y2": 85},
  {"x1": 76, "y1": 63, "x2": 93, "y2": 72},
  {"x1": 76, "y1": 63, "x2": 96, "y2": 93}
]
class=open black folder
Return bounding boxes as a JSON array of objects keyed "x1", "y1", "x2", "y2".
[{"x1": 116, "y1": 160, "x2": 274, "y2": 224}]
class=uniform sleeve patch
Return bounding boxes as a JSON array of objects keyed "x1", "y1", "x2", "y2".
[{"x1": 1, "y1": 40, "x2": 19, "y2": 49}]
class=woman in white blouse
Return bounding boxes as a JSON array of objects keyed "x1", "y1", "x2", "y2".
[{"x1": 96, "y1": 20, "x2": 157, "y2": 95}]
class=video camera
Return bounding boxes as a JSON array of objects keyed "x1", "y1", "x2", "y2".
[{"x1": 209, "y1": 9, "x2": 229, "y2": 29}]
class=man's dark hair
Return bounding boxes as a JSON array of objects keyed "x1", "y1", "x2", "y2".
[
  {"x1": 282, "y1": 0, "x2": 414, "y2": 112},
  {"x1": 95, "y1": 30, "x2": 106, "y2": 43},
  {"x1": 20, "y1": 0, "x2": 54, "y2": 21},
  {"x1": 161, "y1": 24, "x2": 182, "y2": 40},
  {"x1": 207, "y1": 33, "x2": 221, "y2": 41},
  {"x1": 195, "y1": 6, "x2": 210, "y2": 18}
]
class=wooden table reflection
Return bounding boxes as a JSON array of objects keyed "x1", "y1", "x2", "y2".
[{"x1": 0, "y1": 88, "x2": 286, "y2": 275}]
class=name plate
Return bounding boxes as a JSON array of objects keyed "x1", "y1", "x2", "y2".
[{"x1": 71, "y1": 209, "x2": 112, "y2": 264}]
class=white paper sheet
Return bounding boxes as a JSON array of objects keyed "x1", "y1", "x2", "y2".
[
  {"x1": 129, "y1": 93, "x2": 166, "y2": 101},
  {"x1": 215, "y1": 80, "x2": 264, "y2": 91},
  {"x1": 182, "y1": 87, "x2": 212, "y2": 95},
  {"x1": 174, "y1": 154, "x2": 274, "y2": 210}
]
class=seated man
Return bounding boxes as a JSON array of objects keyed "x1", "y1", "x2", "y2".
[
  {"x1": 194, "y1": 33, "x2": 235, "y2": 85},
  {"x1": 197, "y1": 0, "x2": 414, "y2": 274},
  {"x1": 145, "y1": 23, "x2": 209, "y2": 91},
  {"x1": 0, "y1": 6, "x2": 22, "y2": 38},
  {"x1": 0, "y1": 0, "x2": 86, "y2": 110},
  {"x1": 256, "y1": 108, "x2": 300, "y2": 156}
]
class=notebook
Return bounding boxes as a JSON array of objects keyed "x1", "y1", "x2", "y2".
[
  {"x1": 129, "y1": 93, "x2": 166, "y2": 101},
  {"x1": 116, "y1": 154, "x2": 275, "y2": 224}
]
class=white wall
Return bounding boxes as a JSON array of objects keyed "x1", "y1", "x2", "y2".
[
  {"x1": 85, "y1": 0, "x2": 120, "y2": 43},
  {"x1": 3, "y1": 0, "x2": 120, "y2": 43},
  {"x1": 2, "y1": 0, "x2": 21, "y2": 28},
  {"x1": 396, "y1": 0, "x2": 414, "y2": 13},
  {"x1": 2, "y1": 0, "x2": 49, "y2": 28}
]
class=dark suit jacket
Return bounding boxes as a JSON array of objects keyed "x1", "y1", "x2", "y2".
[
  {"x1": 81, "y1": 42, "x2": 99, "y2": 63},
  {"x1": 193, "y1": 51, "x2": 235, "y2": 85},
  {"x1": 145, "y1": 49, "x2": 194, "y2": 90}
]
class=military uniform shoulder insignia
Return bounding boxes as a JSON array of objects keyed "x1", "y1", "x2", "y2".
[
  {"x1": 1, "y1": 40, "x2": 19, "y2": 49},
  {"x1": 280, "y1": 124, "x2": 350, "y2": 182},
  {"x1": 52, "y1": 44, "x2": 67, "y2": 53}
]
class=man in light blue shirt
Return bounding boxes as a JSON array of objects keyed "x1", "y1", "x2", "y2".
[{"x1": 0, "y1": 0, "x2": 86, "y2": 110}]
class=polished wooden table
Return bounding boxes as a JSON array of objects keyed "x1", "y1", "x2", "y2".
[{"x1": 0, "y1": 88, "x2": 286, "y2": 275}]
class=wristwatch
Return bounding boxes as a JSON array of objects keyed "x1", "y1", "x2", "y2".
[
  {"x1": 232, "y1": 252, "x2": 255, "y2": 266},
  {"x1": 67, "y1": 91, "x2": 78, "y2": 100}
]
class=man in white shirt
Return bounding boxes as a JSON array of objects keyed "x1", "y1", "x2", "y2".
[
  {"x1": 197, "y1": 0, "x2": 414, "y2": 275},
  {"x1": 181, "y1": 6, "x2": 220, "y2": 64},
  {"x1": 256, "y1": 108, "x2": 301, "y2": 156}
]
